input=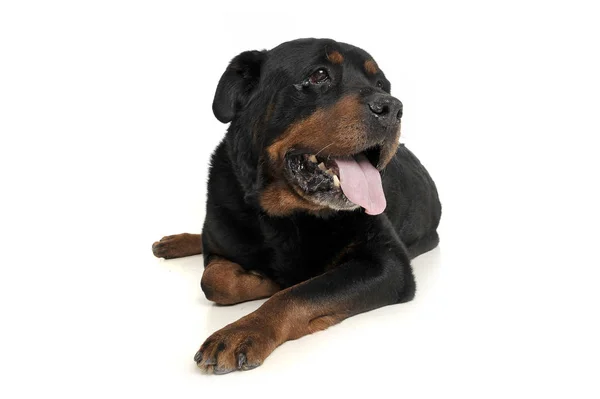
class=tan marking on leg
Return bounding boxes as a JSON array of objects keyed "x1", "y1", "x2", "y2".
[
  {"x1": 201, "y1": 257, "x2": 281, "y2": 305},
  {"x1": 195, "y1": 279, "x2": 349, "y2": 373},
  {"x1": 152, "y1": 233, "x2": 202, "y2": 259}
]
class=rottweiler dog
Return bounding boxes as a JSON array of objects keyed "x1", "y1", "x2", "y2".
[{"x1": 152, "y1": 38, "x2": 441, "y2": 374}]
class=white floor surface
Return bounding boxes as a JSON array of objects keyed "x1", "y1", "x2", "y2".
[{"x1": 1, "y1": 2, "x2": 599, "y2": 398}]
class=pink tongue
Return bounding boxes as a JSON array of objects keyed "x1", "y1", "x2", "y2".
[{"x1": 334, "y1": 154, "x2": 386, "y2": 215}]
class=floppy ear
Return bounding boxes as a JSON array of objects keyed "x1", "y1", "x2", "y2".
[{"x1": 212, "y1": 50, "x2": 266, "y2": 123}]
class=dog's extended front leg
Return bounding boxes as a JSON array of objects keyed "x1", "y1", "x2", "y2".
[{"x1": 194, "y1": 240, "x2": 415, "y2": 374}]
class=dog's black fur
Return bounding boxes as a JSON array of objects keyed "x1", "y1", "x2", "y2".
[
  {"x1": 154, "y1": 38, "x2": 441, "y2": 374},
  {"x1": 204, "y1": 38, "x2": 440, "y2": 287}
]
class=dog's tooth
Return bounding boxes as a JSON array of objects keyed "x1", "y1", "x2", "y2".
[
  {"x1": 333, "y1": 175, "x2": 340, "y2": 187},
  {"x1": 308, "y1": 155, "x2": 317, "y2": 163},
  {"x1": 325, "y1": 169, "x2": 334, "y2": 175},
  {"x1": 318, "y1": 162, "x2": 326, "y2": 171}
]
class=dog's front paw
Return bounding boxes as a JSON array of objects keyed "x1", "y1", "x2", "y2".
[
  {"x1": 194, "y1": 315, "x2": 279, "y2": 374},
  {"x1": 152, "y1": 233, "x2": 202, "y2": 259}
]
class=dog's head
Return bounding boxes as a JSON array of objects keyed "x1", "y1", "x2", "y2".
[{"x1": 213, "y1": 38, "x2": 402, "y2": 217}]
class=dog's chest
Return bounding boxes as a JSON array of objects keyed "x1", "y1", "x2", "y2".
[{"x1": 260, "y1": 215, "x2": 358, "y2": 285}]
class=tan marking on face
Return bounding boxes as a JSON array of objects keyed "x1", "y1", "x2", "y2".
[
  {"x1": 266, "y1": 94, "x2": 367, "y2": 167},
  {"x1": 201, "y1": 257, "x2": 281, "y2": 305},
  {"x1": 378, "y1": 124, "x2": 401, "y2": 167},
  {"x1": 260, "y1": 94, "x2": 399, "y2": 216},
  {"x1": 327, "y1": 51, "x2": 344, "y2": 64},
  {"x1": 364, "y1": 59, "x2": 379, "y2": 75},
  {"x1": 259, "y1": 182, "x2": 327, "y2": 216},
  {"x1": 260, "y1": 95, "x2": 368, "y2": 216}
]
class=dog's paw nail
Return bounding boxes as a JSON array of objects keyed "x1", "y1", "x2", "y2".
[
  {"x1": 236, "y1": 353, "x2": 246, "y2": 369},
  {"x1": 194, "y1": 350, "x2": 203, "y2": 364},
  {"x1": 242, "y1": 362, "x2": 260, "y2": 371},
  {"x1": 214, "y1": 366, "x2": 233, "y2": 375},
  {"x1": 204, "y1": 357, "x2": 216, "y2": 366},
  {"x1": 152, "y1": 242, "x2": 166, "y2": 257}
]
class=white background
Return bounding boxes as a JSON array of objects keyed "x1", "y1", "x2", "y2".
[{"x1": 1, "y1": 1, "x2": 599, "y2": 398}]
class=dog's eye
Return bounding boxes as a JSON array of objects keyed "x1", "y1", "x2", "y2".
[
  {"x1": 309, "y1": 69, "x2": 329, "y2": 84},
  {"x1": 377, "y1": 81, "x2": 384, "y2": 89}
]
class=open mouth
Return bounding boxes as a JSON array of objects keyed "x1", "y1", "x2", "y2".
[{"x1": 284, "y1": 146, "x2": 387, "y2": 215}]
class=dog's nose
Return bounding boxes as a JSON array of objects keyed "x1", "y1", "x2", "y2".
[{"x1": 367, "y1": 95, "x2": 403, "y2": 126}]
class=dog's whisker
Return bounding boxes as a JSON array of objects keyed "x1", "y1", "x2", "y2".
[{"x1": 315, "y1": 142, "x2": 334, "y2": 156}]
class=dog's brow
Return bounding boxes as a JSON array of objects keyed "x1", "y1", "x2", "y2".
[
  {"x1": 364, "y1": 59, "x2": 378, "y2": 75},
  {"x1": 326, "y1": 51, "x2": 344, "y2": 64}
]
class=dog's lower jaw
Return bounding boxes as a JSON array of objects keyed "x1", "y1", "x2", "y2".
[{"x1": 259, "y1": 181, "x2": 329, "y2": 216}]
